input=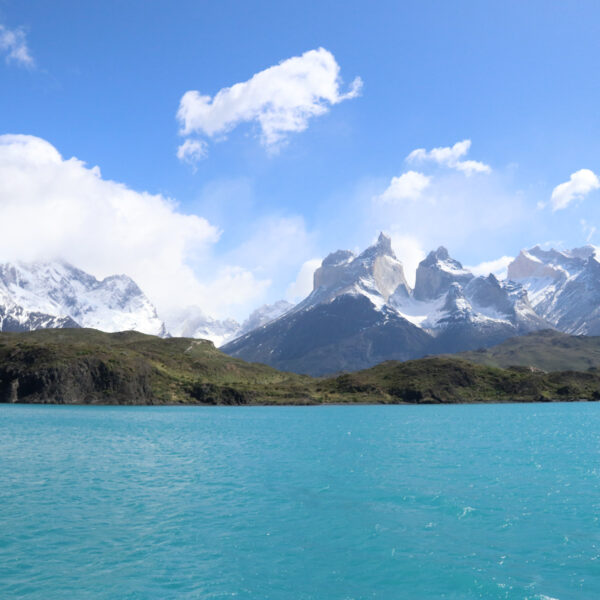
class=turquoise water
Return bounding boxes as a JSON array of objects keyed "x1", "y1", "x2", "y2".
[{"x1": 1, "y1": 404, "x2": 599, "y2": 599}]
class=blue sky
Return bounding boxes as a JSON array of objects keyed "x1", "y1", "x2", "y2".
[{"x1": 1, "y1": 0, "x2": 599, "y2": 320}]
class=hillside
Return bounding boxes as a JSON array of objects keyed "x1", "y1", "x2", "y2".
[
  {"x1": 0, "y1": 328, "x2": 314, "y2": 405},
  {"x1": 458, "y1": 329, "x2": 600, "y2": 372},
  {"x1": 1, "y1": 328, "x2": 600, "y2": 405},
  {"x1": 321, "y1": 357, "x2": 600, "y2": 404}
]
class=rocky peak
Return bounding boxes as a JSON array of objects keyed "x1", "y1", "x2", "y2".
[
  {"x1": 413, "y1": 247, "x2": 473, "y2": 301},
  {"x1": 569, "y1": 245, "x2": 597, "y2": 261},
  {"x1": 439, "y1": 283, "x2": 473, "y2": 324},
  {"x1": 465, "y1": 274, "x2": 513, "y2": 314},
  {"x1": 423, "y1": 246, "x2": 450, "y2": 265},
  {"x1": 507, "y1": 246, "x2": 587, "y2": 282},
  {"x1": 307, "y1": 233, "x2": 409, "y2": 308},
  {"x1": 507, "y1": 250, "x2": 562, "y2": 282},
  {"x1": 321, "y1": 249, "x2": 355, "y2": 268},
  {"x1": 372, "y1": 232, "x2": 394, "y2": 256}
]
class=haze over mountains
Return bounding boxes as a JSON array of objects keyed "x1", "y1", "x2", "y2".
[
  {"x1": 0, "y1": 260, "x2": 292, "y2": 344},
  {"x1": 2, "y1": 234, "x2": 600, "y2": 375}
]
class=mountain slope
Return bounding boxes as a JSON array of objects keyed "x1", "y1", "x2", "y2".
[
  {"x1": 0, "y1": 260, "x2": 166, "y2": 336},
  {"x1": 224, "y1": 294, "x2": 431, "y2": 376},
  {"x1": 224, "y1": 236, "x2": 549, "y2": 375},
  {"x1": 458, "y1": 329, "x2": 600, "y2": 372},
  {"x1": 163, "y1": 306, "x2": 240, "y2": 346},
  {"x1": 223, "y1": 235, "x2": 432, "y2": 375},
  {"x1": 0, "y1": 328, "x2": 312, "y2": 405},
  {"x1": 321, "y1": 357, "x2": 600, "y2": 404},
  {"x1": 507, "y1": 245, "x2": 600, "y2": 335}
]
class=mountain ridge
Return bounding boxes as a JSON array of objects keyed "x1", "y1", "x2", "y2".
[{"x1": 223, "y1": 234, "x2": 553, "y2": 374}]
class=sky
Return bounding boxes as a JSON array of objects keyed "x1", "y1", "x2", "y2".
[{"x1": 1, "y1": 0, "x2": 599, "y2": 322}]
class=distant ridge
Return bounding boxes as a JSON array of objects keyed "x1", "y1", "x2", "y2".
[
  {"x1": 222, "y1": 234, "x2": 551, "y2": 375},
  {"x1": 2, "y1": 328, "x2": 600, "y2": 405},
  {"x1": 0, "y1": 260, "x2": 166, "y2": 336}
]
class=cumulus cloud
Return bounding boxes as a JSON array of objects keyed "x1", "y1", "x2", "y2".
[
  {"x1": 549, "y1": 169, "x2": 600, "y2": 211},
  {"x1": 176, "y1": 138, "x2": 207, "y2": 167},
  {"x1": 0, "y1": 23, "x2": 33, "y2": 67},
  {"x1": 467, "y1": 256, "x2": 513, "y2": 279},
  {"x1": 0, "y1": 134, "x2": 271, "y2": 319},
  {"x1": 375, "y1": 171, "x2": 431, "y2": 203},
  {"x1": 177, "y1": 47, "x2": 362, "y2": 155},
  {"x1": 286, "y1": 258, "x2": 322, "y2": 302},
  {"x1": 407, "y1": 139, "x2": 490, "y2": 175}
]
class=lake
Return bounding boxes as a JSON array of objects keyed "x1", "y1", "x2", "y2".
[{"x1": 1, "y1": 403, "x2": 599, "y2": 599}]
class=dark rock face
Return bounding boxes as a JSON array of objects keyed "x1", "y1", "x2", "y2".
[
  {"x1": 186, "y1": 382, "x2": 255, "y2": 405},
  {"x1": 0, "y1": 350, "x2": 154, "y2": 404},
  {"x1": 0, "y1": 305, "x2": 80, "y2": 332},
  {"x1": 466, "y1": 275, "x2": 514, "y2": 315},
  {"x1": 223, "y1": 294, "x2": 432, "y2": 376}
]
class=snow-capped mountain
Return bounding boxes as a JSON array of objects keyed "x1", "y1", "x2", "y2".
[
  {"x1": 0, "y1": 260, "x2": 166, "y2": 336},
  {"x1": 237, "y1": 300, "x2": 294, "y2": 337},
  {"x1": 295, "y1": 233, "x2": 411, "y2": 311},
  {"x1": 162, "y1": 306, "x2": 240, "y2": 347},
  {"x1": 163, "y1": 300, "x2": 294, "y2": 346},
  {"x1": 507, "y1": 245, "x2": 600, "y2": 334},
  {"x1": 391, "y1": 248, "x2": 546, "y2": 346},
  {"x1": 7, "y1": 240, "x2": 600, "y2": 375},
  {"x1": 223, "y1": 233, "x2": 432, "y2": 374},
  {"x1": 222, "y1": 234, "x2": 550, "y2": 375}
]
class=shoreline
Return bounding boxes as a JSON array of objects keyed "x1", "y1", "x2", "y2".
[{"x1": 2, "y1": 397, "x2": 598, "y2": 408}]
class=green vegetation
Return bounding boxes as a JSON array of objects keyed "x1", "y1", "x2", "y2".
[
  {"x1": 1, "y1": 328, "x2": 600, "y2": 405},
  {"x1": 321, "y1": 357, "x2": 600, "y2": 404},
  {"x1": 0, "y1": 329, "x2": 314, "y2": 405},
  {"x1": 458, "y1": 329, "x2": 600, "y2": 372}
]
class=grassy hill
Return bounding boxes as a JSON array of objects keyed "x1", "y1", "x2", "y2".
[
  {"x1": 321, "y1": 357, "x2": 600, "y2": 404},
  {"x1": 0, "y1": 329, "x2": 314, "y2": 405},
  {"x1": 1, "y1": 328, "x2": 600, "y2": 405},
  {"x1": 458, "y1": 329, "x2": 600, "y2": 372}
]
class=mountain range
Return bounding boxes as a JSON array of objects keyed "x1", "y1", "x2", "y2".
[
  {"x1": 0, "y1": 259, "x2": 291, "y2": 344},
  {"x1": 223, "y1": 234, "x2": 600, "y2": 374},
  {"x1": 2, "y1": 235, "x2": 600, "y2": 376},
  {"x1": 0, "y1": 260, "x2": 166, "y2": 336}
]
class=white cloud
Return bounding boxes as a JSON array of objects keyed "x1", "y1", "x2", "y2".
[
  {"x1": 407, "y1": 139, "x2": 490, "y2": 175},
  {"x1": 0, "y1": 134, "x2": 272, "y2": 319},
  {"x1": 388, "y1": 234, "x2": 426, "y2": 288},
  {"x1": 0, "y1": 23, "x2": 33, "y2": 67},
  {"x1": 176, "y1": 139, "x2": 207, "y2": 167},
  {"x1": 286, "y1": 258, "x2": 321, "y2": 302},
  {"x1": 467, "y1": 256, "x2": 513, "y2": 279},
  {"x1": 550, "y1": 169, "x2": 600, "y2": 211},
  {"x1": 375, "y1": 171, "x2": 431, "y2": 203},
  {"x1": 177, "y1": 47, "x2": 362, "y2": 155}
]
